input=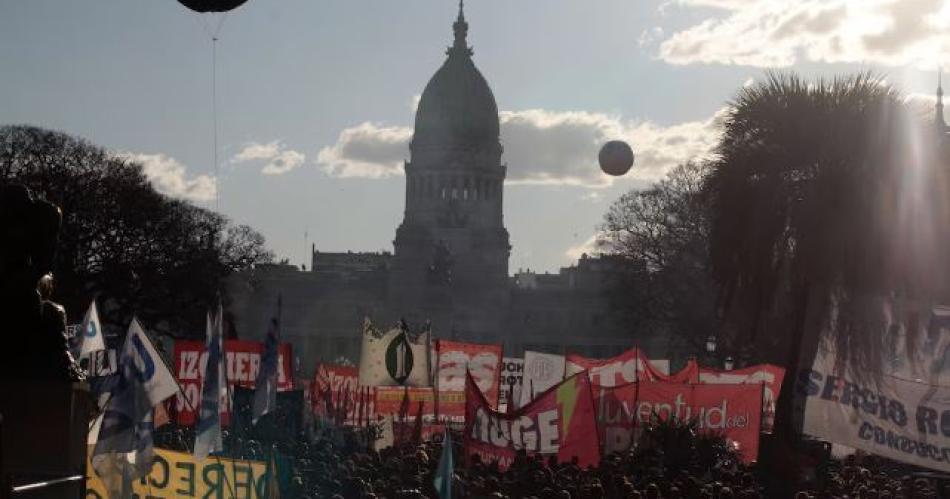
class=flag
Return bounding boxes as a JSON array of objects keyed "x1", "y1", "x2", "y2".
[
  {"x1": 398, "y1": 385, "x2": 410, "y2": 423},
  {"x1": 93, "y1": 318, "x2": 178, "y2": 498},
  {"x1": 266, "y1": 449, "x2": 281, "y2": 499},
  {"x1": 433, "y1": 430, "x2": 454, "y2": 499},
  {"x1": 374, "y1": 415, "x2": 395, "y2": 451},
  {"x1": 77, "y1": 299, "x2": 106, "y2": 359},
  {"x1": 253, "y1": 300, "x2": 281, "y2": 425},
  {"x1": 358, "y1": 318, "x2": 431, "y2": 387},
  {"x1": 154, "y1": 400, "x2": 170, "y2": 429},
  {"x1": 413, "y1": 400, "x2": 424, "y2": 444},
  {"x1": 195, "y1": 306, "x2": 225, "y2": 460}
]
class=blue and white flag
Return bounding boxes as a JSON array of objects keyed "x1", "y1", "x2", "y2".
[
  {"x1": 93, "y1": 318, "x2": 178, "y2": 497},
  {"x1": 253, "y1": 309, "x2": 280, "y2": 425},
  {"x1": 433, "y1": 430, "x2": 454, "y2": 499},
  {"x1": 195, "y1": 305, "x2": 226, "y2": 460},
  {"x1": 75, "y1": 299, "x2": 105, "y2": 359}
]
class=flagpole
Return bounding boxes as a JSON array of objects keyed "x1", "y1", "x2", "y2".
[
  {"x1": 271, "y1": 292, "x2": 282, "y2": 445},
  {"x1": 432, "y1": 328, "x2": 440, "y2": 424},
  {"x1": 174, "y1": 366, "x2": 238, "y2": 499},
  {"x1": 160, "y1": 312, "x2": 237, "y2": 499}
]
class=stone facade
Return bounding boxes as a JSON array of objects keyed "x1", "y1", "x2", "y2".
[{"x1": 224, "y1": 5, "x2": 667, "y2": 373}]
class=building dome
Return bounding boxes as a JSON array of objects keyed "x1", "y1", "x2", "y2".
[{"x1": 412, "y1": 4, "x2": 499, "y2": 148}]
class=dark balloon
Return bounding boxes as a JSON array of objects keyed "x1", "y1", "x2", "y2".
[
  {"x1": 177, "y1": 0, "x2": 248, "y2": 13},
  {"x1": 599, "y1": 140, "x2": 635, "y2": 177}
]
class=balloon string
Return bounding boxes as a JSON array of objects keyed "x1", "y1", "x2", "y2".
[
  {"x1": 192, "y1": 13, "x2": 230, "y2": 213},
  {"x1": 212, "y1": 36, "x2": 219, "y2": 213}
]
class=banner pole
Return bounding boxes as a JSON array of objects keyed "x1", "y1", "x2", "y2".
[{"x1": 432, "y1": 330, "x2": 440, "y2": 424}]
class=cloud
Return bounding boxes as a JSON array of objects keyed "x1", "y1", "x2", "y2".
[
  {"x1": 117, "y1": 152, "x2": 216, "y2": 203},
  {"x1": 502, "y1": 108, "x2": 722, "y2": 187},
  {"x1": 565, "y1": 234, "x2": 600, "y2": 261},
  {"x1": 657, "y1": 0, "x2": 950, "y2": 68},
  {"x1": 316, "y1": 122, "x2": 412, "y2": 179},
  {"x1": 232, "y1": 140, "x2": 306, "y2": 175},
  {"x1": 316, "y1": 108, "x2": 723, "y2": 188}
]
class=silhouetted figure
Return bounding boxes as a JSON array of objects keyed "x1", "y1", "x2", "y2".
[{"x1": 0, "y1": 183, "x2": 82, "y2": 381}]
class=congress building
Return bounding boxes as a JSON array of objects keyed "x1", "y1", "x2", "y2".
[{"x1": 224, "y1": 4, "x2": 670, "y2": 373}]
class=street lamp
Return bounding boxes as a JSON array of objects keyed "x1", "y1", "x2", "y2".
[
  {"x1": 705, "y1": 335, "x2": 717, "y2": 355},
  {"x1": 724, "y1": 356, "x2": 735, "y2": 371}
]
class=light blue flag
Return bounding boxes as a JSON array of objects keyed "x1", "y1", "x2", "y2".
[
  {"x1": 433, "y1": 430, "x2": 454, "y2": 499},
  {"x1": 253, "y1": 314, "x2": 280, "y2": 425},
  {"x1": 195, "y1": 306, "x2": 225, "y2": 460},
  {"x1": 93, "y1": 318, "x2": 178, "y2": 497}
]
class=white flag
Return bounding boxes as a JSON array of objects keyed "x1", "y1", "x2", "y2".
[
  {"x1": 358, "y1": 319, "x2": 431, "y2": 387},
  {"x1": 79, "y1": 299, "x2": 106, "y2": 358},
  {"x1": 93, "y1": 318, "x2": 178, "y2": 497},
  {"x1": 519, "y1": 351, "x2": 565, "y2": 407}
]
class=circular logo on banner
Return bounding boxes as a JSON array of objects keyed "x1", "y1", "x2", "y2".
[
  {"x1": 386, "y1": 333, "x2": 413, "y2": 385},
  {"x1": 85, "y1": 321, "x2": 98, "y2": 338}
]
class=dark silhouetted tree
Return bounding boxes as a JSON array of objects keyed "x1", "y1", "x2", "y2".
[
  {"x1": 599, "y1": 161, "x2": 717, "y2": 356},
  {"x1": 706, "y1": 72, "x2": 950, "y2": 385},
  {"x1": 0, "y1": 125, "x2": 274, "y2": 337}
]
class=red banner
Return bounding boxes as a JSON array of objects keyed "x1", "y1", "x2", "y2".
[
  {"x1": 464, "y1": 371, "x2": 600, "y2": 471},
  {"x1": 174, "y1": 339, "x2": 293, "y2": 425},
  {"x1": 698, "y1": 364, "x2": 785, "y2": 433},
  {"x1": 393, "y1": 422, "x2": 447, "y2": 445},
  {"x1": 311, "y1": 363, "x2": 377, "y2": 425},
  {"x1": 594, "y1": 381, "x2": 763, "y2": 463},
  {"x1": 566, "y1": 348, "x2": 699, "y2": 387},
  {"x1": 374, "y1": 387, "x2": 465, "y2": 422},
  {"x1": 435, "y1": 339, "x2": 503, "y2": 407}
]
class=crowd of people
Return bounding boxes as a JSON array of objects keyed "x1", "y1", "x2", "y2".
[{"x1": 154, "y1": 415, "x2": 950, "y2": 498}]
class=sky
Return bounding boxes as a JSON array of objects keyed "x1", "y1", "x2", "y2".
[{"x1": 2, "y1": 0, "x2": 948, "y2": 273}]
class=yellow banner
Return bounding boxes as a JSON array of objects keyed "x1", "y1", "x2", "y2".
[{"x1": 86, "y1": 447, "x2": 270, "y2": 498}]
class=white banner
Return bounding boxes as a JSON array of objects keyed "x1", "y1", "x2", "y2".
[
  {"x1": 519, "y1": 351, "x2": 565, "y2": 407},
  {"x1": 497, "y1": 357, "x2": 523, "y2": 409},
  {"x1": 358, "y1": 319, "x2": 431, "y2": 387},
  {"x1": 651, "y1": 359, "x2": 670, "y2": 376},
  {"x1": 800, "y1": 301, "x2": 950, "y2": 472}
]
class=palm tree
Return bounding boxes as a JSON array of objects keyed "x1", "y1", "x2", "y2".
[{"x1": 706, "y1": 72, "x2": 950, "y2": 392}]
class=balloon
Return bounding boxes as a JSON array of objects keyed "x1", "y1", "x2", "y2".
[
  {"x1": 177, "y1": 0, "x2": 248, "y2": 13},
  {"x1": 598, "y1": 140, "x2": 635, "y2": 177}
]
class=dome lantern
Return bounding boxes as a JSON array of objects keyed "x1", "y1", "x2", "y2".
[{"x1": 412, "y1": 0, "x2": 499, "y2": 150}]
